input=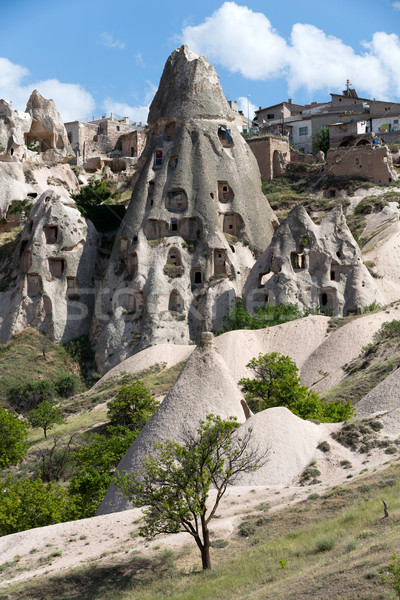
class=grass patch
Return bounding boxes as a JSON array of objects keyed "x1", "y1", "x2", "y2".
[{"x1": 0, "y1": 328, "x2": 85, "y2": 411}]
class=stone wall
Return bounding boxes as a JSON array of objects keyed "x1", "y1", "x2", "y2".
[{"x1": 327, "y1": 145, "x2": 398, "y2": 184}]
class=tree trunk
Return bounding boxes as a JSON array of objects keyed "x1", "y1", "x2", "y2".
[
  {"x1": 200, "y1": 518, "x2": 211, "y2": 570},
  {"x1": 200, "y1": 543, "x2": 211, "y2": 570}
]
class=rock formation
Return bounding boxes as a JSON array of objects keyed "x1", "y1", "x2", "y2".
[
  {"x1": 92, "y1": 45, "x2": 277, "y2": 372},
  {"x1": 243, "y1": 205, "x2": 383, "y2": 316},
  {"x1": 0, "y1": 100, "x2": 32, "y2": 162},
  {"x1": 0, "y1": 189, "x2": 99, "y2": 343},
  {"x1": 97, "y1": 333, "x2": 249, "y2": 515},
  {"x1": 25, "y1": 90, "x2": 74, "y2": 164}
]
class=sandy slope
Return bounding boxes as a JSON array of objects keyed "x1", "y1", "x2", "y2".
[
  {"x1": 301, "y1": 306, "x2": 400, "y2": 392},
  {"x1": 91, "y1": 343, "x2": 195, "y2": 389},
  {"x1": 214, "y1": 315, "x2": 330, "y2": 382}
]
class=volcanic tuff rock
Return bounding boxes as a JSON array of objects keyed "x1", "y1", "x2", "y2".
[
  {"x1": 97, "y1": 333, "x2": 249, "y2": 515},
  {"x1": 0, "y1": 100, "x2": 32, "y2": 162},
  {"x1": 25, "y1": 90, "x2": 74, "y2": 164},
  {"x1": 0, "y1": 189, "x2": 99, "y2": 343},
  {"x1": 92, "y1": 45, "x2": 277, "y2": 372},
  {"x1": 243, "y1": 204, "x2": 383, "y2": 316}
]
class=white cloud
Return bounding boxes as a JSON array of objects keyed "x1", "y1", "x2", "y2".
[
  {"x1": 103, "y1": 81, "x2": 157, "y2": 124},
  {"x1": 181, "y1": 2, "x2": 400, "y2": 100},
  {"x1": 0, "y1": 57, "x2": 96, "y2": 122},
  {"x1": 103, "y1": 99, "x2": 149, "y2": 124},
  {"x1": 182, "y1": 2, "x2": 288, "y2": 80},
  {"x1": 98, "y1": 32, "x2": 126, "y2": 49},
  {"x1": 237, "y1": 96, "x2": 258, "y2": 119}
]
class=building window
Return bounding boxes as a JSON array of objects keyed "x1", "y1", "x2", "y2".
[
  {"x1": 267, "y1": 114, "x2": 274, "y2": 119},
  {"x1": 116, "y1": 126, "x2": 120, "y2": 131},
  {"x1": 299, "y1": 127, "x2": 308, "y2": 136},
  {"x1": 154, "y1": 150, "x2": 163, "y2": 167}
]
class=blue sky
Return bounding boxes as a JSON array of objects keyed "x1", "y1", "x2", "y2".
[{"x1": 0, "y1": 0, "x2": 400, "y2": 122}]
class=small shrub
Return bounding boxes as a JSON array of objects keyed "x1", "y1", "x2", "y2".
[
  {"x1": 363, "y1": 300, "x2": 382, "y2": 313},
  {"x1": 210, "y1": 539, "x2": 228, "y2": 548},
  {"x1": 379, "y1": 478, "x2": 396, "y2": 487},
  {"x1": 359, "y1": 484, "x2": 371, "y2": 493},
  {"x1": 255, "y1": 502, "x2": 270, "y2": 512},
  {"x1": 300, "y1": 466, "x2": 321, "y2": 485},
  {"x1": 385, "y1": 446, "x2": 397, "y2": 454},
  {"x1": 369, "y1": 420, "x2": 384, "y2": 432},
  {"x1": 163, "y1": 264, "x2": 184, "y2": 279},
  {"x1": 346, "y1": 540, "x2": 357, "y2": 552},
  {"x1": 340, "y1": 460, "x2": 352, "y2": 469},
  {"x1": 314, "y1": 537, "x2": 335, "y2": 553},
  {"x1": 317, "y1": 441, "x2": 331, "y2": 452},
  {"x1": 54, "y1": 375, "x2": 78, "y2": 398},
  {"x1": 238, "y1": 521, "x2": 257, "y2": 537},
  {"x1": 308, "y1": 493, "x2": 320, "y2": 500},
  {"x1": 375, "y1": 320, "x2": 400, "y2": 342},
  {"x1": 278, "y1": 557, "x2": 288, "y2": 569},
  {"x1": 359, "y1": 530, "x2": 374, "y2": 539},
  {"x1": 365, "y1": 569, "x2": 380, "y2": 580}
]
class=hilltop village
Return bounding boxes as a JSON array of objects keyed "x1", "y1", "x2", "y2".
[{"x1": 2, "y1": 45, "x2": 400, "y2": 598}]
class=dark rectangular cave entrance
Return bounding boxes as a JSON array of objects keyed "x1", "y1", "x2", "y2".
[{"x1": 44, "y1": 225, "x2": 58, "y2": 244}]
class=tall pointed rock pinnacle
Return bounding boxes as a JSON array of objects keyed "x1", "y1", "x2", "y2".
[{"x1": 92, "y1": 45, "x2": 277, "y2": 372}]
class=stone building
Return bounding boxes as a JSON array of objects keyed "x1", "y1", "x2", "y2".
[
  {"x1": 243, "y1": 205, "x2": 383, "y2": 317},
  {"x1": 327, "y1": 144, "x2": 398, "y2": 184},
  {"x1": 64, "y1": 115, "x2": 146, "y2": 166},
  {"x1": 92, "y1": 45, "x2": 277, "y2": 372},
  {"x1": 247, "y1": 136, "x2": 290, "y2": 180}
]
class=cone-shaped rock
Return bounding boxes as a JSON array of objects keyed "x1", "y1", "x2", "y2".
[
  {"x1": 92, "y1": 45, "x2": 277, "y2": 372},
  {"x1": 97, "y1": 333, "x2": 248, "y2": 514},
  {"x1": 243, "y1": 205, "x2": 383, "y2": 316},
  {"x1": 0, "y1": 189, "x2": 99, "y2": 343}
]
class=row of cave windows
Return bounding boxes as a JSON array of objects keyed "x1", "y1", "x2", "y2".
[
  {"x1": 21, "y1": 252, "x2": 69, "y2": 278},
  {"x1": 116, "y1": 289, "x2": 184, "y2": 315},
  {"x1": 251, "y1": 289, "x2": 358, "y2": 317},
  {"x1": 148, "y1": 182, "x2": 233, "y2": 213},
  {"x1": 153, "y1": 122, "x2": 233, "y2": 152},
  {"x1": 290, "y1": 251, "x2": 341, "y2": 281},
  {"x1": 25, "y1": 273, "x2": 77, "y2": 297},
  {"x1": 144, "y1": 212, "x2": 243, "y2": 242},
  {"x1": 19, "y1": 226, "x2": 59, "y2": 256},
  {"x1": 121, "y1": 246, "x2": 230, "y2": 281}
]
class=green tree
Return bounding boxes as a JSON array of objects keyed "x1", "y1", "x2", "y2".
[
  {"x1": 0, "y1": 475, "x2": 75, "y2": 536},
  {"x1": 71, "y1": 180, "x2": 114, "y2": 207},
  {"x1": 9, "y1": 380, "x2": 54, "y2": 413},
  {"x1": 312, "y1": 126, "x2": 329, "y2": 153},
  {"x1": 27, "y1": 399, "x2": 66, "y2": 438},
  {"x1": 107, "y1": 380, "x2": 159, "y2": 432},
  {"x1": 0, "y1": 407, "x2": 28, "y2": 468},
  {"x1": 69, "y1": 427, "x2": 138, "y2": 517},
  {"x1": 116, "y1": 415, "x2": 265, "y2": 570},
  {"x1": 380, "y1": 554, "x2": 400, "y2": 598},
  {"x1": 239, "y1": 353, "x2": 353, "y2": 422}
]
